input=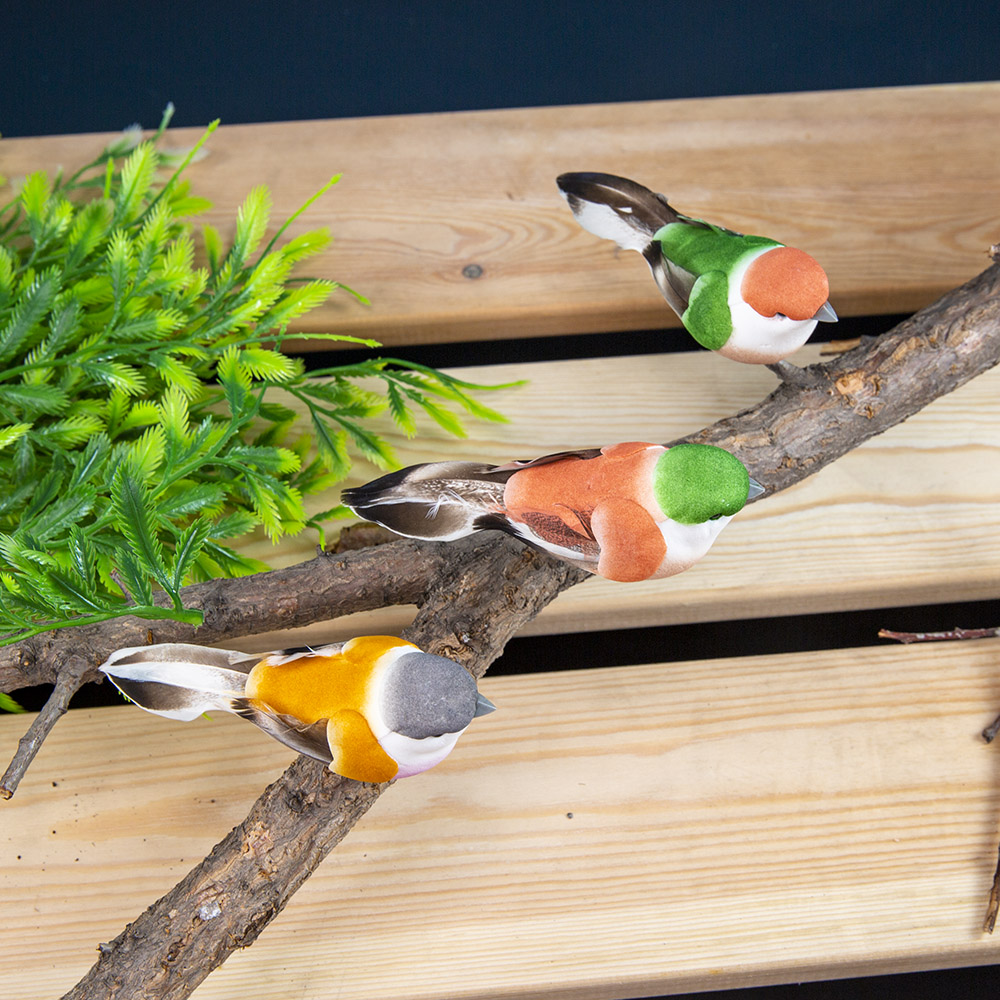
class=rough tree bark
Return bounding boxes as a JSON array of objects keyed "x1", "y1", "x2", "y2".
[{"x1": 1, "y1": 256, "x2": 998, "y2": 998}]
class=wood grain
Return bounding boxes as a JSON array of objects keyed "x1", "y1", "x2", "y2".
[
  {"x1": 3, "y1": 84, "x2": 998, "y2": 346},
  {"x1": 4, "y1": 639, "x2": 1000, "y2": 999},
  {"x1": 218, "y1": 343, "x2": 1000, "y2": 651}
]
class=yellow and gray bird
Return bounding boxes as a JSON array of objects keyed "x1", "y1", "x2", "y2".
[{"x1": 100, "y1": 636, "x2": 496, "y2": 782}]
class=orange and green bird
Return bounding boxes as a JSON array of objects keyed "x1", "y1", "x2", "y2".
[
  {"x1": 342, "y1": 441, "x2": 762, "y2": 583},
  {"x1": 557, "y1": 172, "x2": 837, "y2": 374}
]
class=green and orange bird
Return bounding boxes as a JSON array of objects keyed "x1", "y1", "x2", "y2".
[
  {"x1": 557, "y1": 172, "x2": 837, "y2": 381},
  {"x1": 342, "y1": 441, "x2": 763, "y2": 583},
  {"x1": 101, "y1": 637, "x2": 496, "y2": 782}
]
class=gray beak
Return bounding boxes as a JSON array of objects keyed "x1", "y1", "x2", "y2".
[
  {"x1": 813, "y1": 301, "x2": 838, "y2": 323},
  {"x1": 747, "y1": 477, "x2": 766, "y2": 501},
  {"x1": 474, "y1": 692, "x2": 497, "y2": 718}
]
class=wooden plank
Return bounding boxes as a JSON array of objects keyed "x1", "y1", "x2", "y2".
[
  {"x1": 3, "y1": 84, "x2": 998, "y2": 346},
  {"x1": 3, "y1": 639, "x2": 999, "y2": 999},
  {"x1": 217, "y1": 344, "x2": 1000, "y2": 651}
]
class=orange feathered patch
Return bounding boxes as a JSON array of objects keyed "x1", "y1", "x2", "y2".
[
  {"x1": 246, "y1": 636, "x2": 416, "y2": 724},
  {"x1": 327, "y1": 709, "x2": 399, "y2": 782},
  {"x1": 503, "y1": 442, "x2": 663, "y2": 527},
  {"x1": 591, "y1": 498, "x2": 666, "y2": 582},
  {"x1": 741, "y1": 246, "x2": 829, "y2": 321}
]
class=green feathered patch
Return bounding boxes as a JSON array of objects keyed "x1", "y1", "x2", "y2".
[
  {"x1": 683, "y1": 272, "x2": 732, "y2": 350},
  {"x1": 652, "y1": 444, "x2": 750, "y2": 524}
]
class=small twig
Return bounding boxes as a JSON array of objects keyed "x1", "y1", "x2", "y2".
[
  {"x1": 877, "y1": 625, "x2": 1000, "y2": 644},
  {"x1": 985, "y1": 843, "x2": 1000, "y2": 933},
  {"x1": 0, "y1": 654, "x2": 89, "y2": 799},
  {"x1": 982, "y1": 715, "x2": 1000, "y2": 744},
  {"x1": 764, "y1": 359, "x2": 827, "y2": 387}
]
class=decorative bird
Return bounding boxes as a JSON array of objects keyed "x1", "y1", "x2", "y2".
[
  {"x1": 556, "y1": 171, "x2": 837, "y2": 379},
  {"x1": 342, "y1": 441, "x2": 763, "y2": 583},
  {"x1": 100, "y1": 636, "x2": 496, "y2": 783}
]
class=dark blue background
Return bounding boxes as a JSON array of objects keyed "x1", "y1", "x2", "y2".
[
  {"x1": 5, "y1": 5, "x2": 1000, "y2": 999},
  {"x1": 3, "y1": 1, "x2": 998, "y2": 137}
]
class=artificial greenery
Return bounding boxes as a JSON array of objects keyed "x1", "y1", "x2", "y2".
[{"x1": 0, "y1": 105, "x2": 508, "y2": 646}]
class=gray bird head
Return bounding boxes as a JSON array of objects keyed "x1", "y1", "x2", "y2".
[{"x1": 380, "y1": 652, "x2": 496, "y2": 739}]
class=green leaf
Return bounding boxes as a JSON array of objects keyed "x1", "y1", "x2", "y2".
[
  {"x1": 386, "y1": 383, "x2": 418, "y2": 436},
  {"x1": 335, "y1": 416, "x2": 397, "y2": 469},
  {"x1": 78, "y1": 360, "x2": 146, "y2": 396},
  {"x1": 0, "y1": 423, "x2": 32, "y2": 449},
  {"x1": 149, "y1": 353, "x2": 199, "y2": 396},
  {"x1": 113, "y1": 546, "x2": 154, "y2": 605},
  {"x1": 47, "y1": 569, "x2": 116, "y2": 613},
  {"x1": 198, "y1": 540, "x2": 268, "y2": 577},
  {"x1": 19, "y1": 171, "x2": 51, "y2": 224},
  {"x1": 0, "y1": 691, "x2": 26, "y2": 713},
  {"x1": 237, "y1": 347, "x2": 298, "y2": 382},
  {"x1": 157, "y1": 382, "x2": 190, "y2": 444},
  {"x1": 202, "y1": 223, "x2": 223, "y2": 272},
  {"x1": 156, "y1": 483, "x2": 226, "y2": 519},
  {"x1": 233, "y1": 185, "x2": 272, "y2": 263},
  {"x1": 261, "y1": 280, "x2": 334, "y2": 328},
  {"x1": 0, "y1": 268, "x2": 59, "y2": 365},
  {"x1": 170, "y1": 517, "x2": 213, "y2": 591},
  {"x1": 40, "y1": 299, "x2": 84, "y2": 359},
  {"x1": 216, "y1": 345, "x2": 251, "y2": 413},
  {"x1": 310, "y1": 416, "x2": 352, "y2": 479},
  {"x1": 22, "y1": 465, "x2": 65, "y2": 520},
  {"x1": 115, "y1": 399, "x2": 161, "y2": 434},
  {"x1": 110, "y1": 464, "x2": 172, "y2": 595},
  {"x1": 210, "y1": 509, "x2": 259, "y2": 540},
  {"x1": 279, "y1": 228, "x2": 331, "y2": 263},
  {"x1": 68, "y1": 525, "x2": 96, "y2": 589},
  {"x1": 64, "y1": 199, "x2": 113, "y2": 272},
  {"x1": 226, "y1": 444, "x2": 300, "y2": 475},
  {"x1": 69, "y1": 434, "x2": 110, "y2": 488},
  {"x1": 29, "y1": 488, "x2": 96, "y2": 543},
  {"x1": 115, "y1": 142, "x2": 158, "y2": 223},
  {"x1": 126, "y1": 425, "x2": 166, "y2": 479},
  {"x1": 418, "y1": 397, "x2": 467, "y2": 438},
  {"x1": 106, "y1": 229, "x2": 134, "y2": 303}
]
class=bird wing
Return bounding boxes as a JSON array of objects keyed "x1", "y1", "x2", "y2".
[
  {"x1": 490, "y1": 446, "x2": 603, "y2": 473},
  {"x1": 232, "y1": 699, "x2": 335, "y2": 764}
]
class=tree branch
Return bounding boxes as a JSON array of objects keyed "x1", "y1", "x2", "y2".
[
  {"x1": 62, "y1": 533, "x2": 584, "y2": 1000},
  {"x1": 20, "y1": 256, "x2": 1000, "y2": 996},
  {"x1": 0, "y1": 531, "x2": 448, "y2": 693},
  {"x1": 0, "y1": 654, "x2": 88, "y2": 798}
]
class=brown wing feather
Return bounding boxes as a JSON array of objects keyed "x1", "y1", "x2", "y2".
[{"x1": 233, "y1": 699, "x2": 334, "y2": 764}]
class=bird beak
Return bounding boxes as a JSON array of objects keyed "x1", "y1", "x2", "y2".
[
  {"x1": 747, "y1": 477, "x2": 766, "y2": 501},
  {"x1": 813, "y1": 301, "x2": 838, "y2": 323},
  {"x1": 474, "y1": 693, "x2": 498, "y2": 717}
]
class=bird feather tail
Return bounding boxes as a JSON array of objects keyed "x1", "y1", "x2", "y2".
[
  {"x1": 100, "y1": 643, "x2": 262, "y2": 722},
  {"x1": 341, "y1": 461, "x2": 509, "y2": 541},
  {"x1": 556, "y1": 171, "x2": 681, "y2": 252}
]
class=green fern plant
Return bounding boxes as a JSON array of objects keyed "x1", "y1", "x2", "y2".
[{"x1": 0, "y1": 105, "x2": 510, "y2": 646}]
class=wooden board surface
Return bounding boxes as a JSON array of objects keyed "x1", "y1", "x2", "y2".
[
  {"x1": 216, "y1": 344, "x2": 1000, "y2": 652},
  {"x1": 3, "y1": 83, "x2": 999, "y2": 346},
  {"x1": 4, "y1": 638, "x2": 1000, "y2": 1000}
]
